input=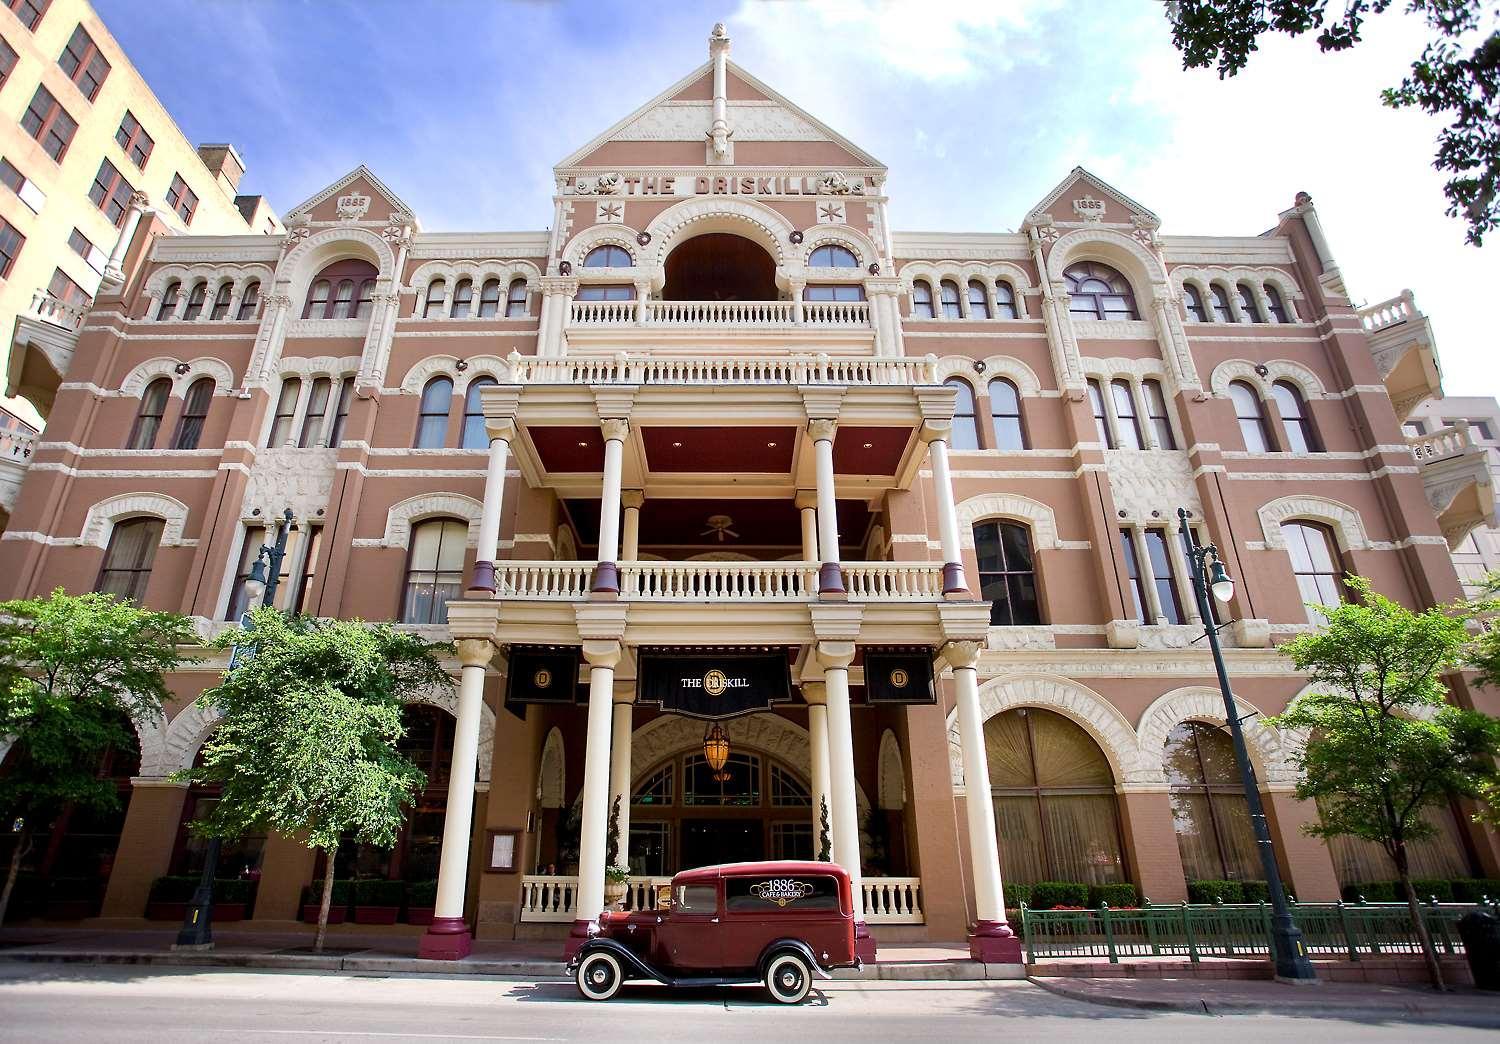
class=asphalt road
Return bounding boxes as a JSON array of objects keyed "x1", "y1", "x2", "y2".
[{"x1": 0, "y1": 964, "x2": 1493, "y2": 1043}]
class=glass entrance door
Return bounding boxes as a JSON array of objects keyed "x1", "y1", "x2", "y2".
[{"x1": 681, "y1": 818, "x2": 764, "y2": 869}]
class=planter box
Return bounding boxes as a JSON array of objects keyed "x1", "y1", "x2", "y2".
[
  {"x1": 352, "y1": 906, "x2": 399, "y2": 925},
  {"x1": 44, "y1": 899, "x2": 95, "y2": 920},
  {"x1": 216, "y1": 902, "x2": 247, "y2": 923},
  {"x1": 146, "y1": 901, "x2": 188, "y2": 921},
  {"x1": 405, "y1": 906, "x2": 435, "y2": 926},
  {"x1": 302, "y1": 904, "x2": 347, "y2": 924}
]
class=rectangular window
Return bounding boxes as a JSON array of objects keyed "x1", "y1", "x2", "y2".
[
  {"x1": 20, "y1": 84, "x2": 76, "y2": 161},
  {"x1": 224, "y1": 526, "x2": 264, "y2": 621},
  {"x1": 88, "y1": 157, "x2": 133, "y2": 226},
  {"x1": 1144, "y1": 528, "x2": 1185, "y2": 625},
  {"x1": 0, "y1": 157, "x2": 44, "y2": 211},
  {"x1": 292, "y1": 525, "x2": 323, "y2": 615},
  {"x1": 46, "y1": 266, "x2": 85, "y2": 307},
  {"x1": 7, "y1": 0, "x2": 49, "y2": 32},
  {"x1": 0, "y1": 33, "x2": 16, "y2": 87},
  {"x1": 1086, "y1": 379, "x2": 1114, "y2": 449},
  {"x1": 68, "y1": 226, "x2": 105, "y2": 272},
  {"x1": 1119, "y1": 529, "x2": 1147, "y2": 623},
  {"x1": 165, "y1": 173, "x2": 197, "y2": 225},
  {"x1": 1180, "y1": 529, "x2": 1217, "y2": 626},
  {"x1": 58, "y1": 24, "x2": 109, "y2": 100},
  {"x1": 1142, "y1": 379, "x2": 1176, "y2": 449},
  {"x1": 1110, "y1": 379, "x2": 1143, "y2": 450},
  {"x1": 1471, "y1": 420, "x2": 1494, "y2": 440},
  {"x1": 115, "y1": 110, "x2": 152, "y2": 168},
  {"x1": 0, "y1": 216, "x2": 23, "y2": 278}
]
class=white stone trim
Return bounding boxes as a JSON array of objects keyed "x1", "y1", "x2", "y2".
[
  {"x1": 1209, "y1": 359, "x2": 1327, "y2": 401},
  {"x1": 799, "y1": 224, "x2": 880, "y2": 268},
  {"x1": 79, "y1": 493, "x2": 190, "y2": 549},
  {"x1": 562, "y1": 224, "x2": 642, "y2": 270},
  {"x1": 274, "y1": 355, "x2": 361, "y2": 382},
  {"x1": 372, "y1": 493, "x2": 484, "y2": 549},
  {"x1": 1044, "y1": 227, "x2": 1168, "y2": 288},
  {"x1": 1172, "y1": 266, "x2": 1304, "y2": 322},
  {"x1": 119, "y1": 357, "x2": 234, "y2": 398},
  {"x1": 1135, "y1": 686, "x2": 1294, "y2": 785},
  {"x1": 397, "y1": 355, "x2": 513, "y2": 394},
  {"x1": 956, "y1": 492, "x2": 1059, "y2": 550},
  {"x1": 932, "y1": 355, "x2": 1044, "y2": 397},
  {"x1": 899, "y1": 260, "x2": 1034, "y2": 320},
  {"x1": 642, "y1": 196, "x2": 796, "y2": 268},
  {"x1": 1257, "y1": 495, "x2": 1370, "y2": 550}
]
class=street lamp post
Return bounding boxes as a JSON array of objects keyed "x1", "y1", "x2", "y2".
[
  {"x1": 1177, "y1": 507, "x2": 1316, "y2": 982},
  {"x1": 174, "y1": 509, "x2": 296, "y2": 951}
]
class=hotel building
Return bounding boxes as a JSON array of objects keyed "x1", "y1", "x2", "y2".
[{"x1": 0, "y1": 25, "x2": 1495, "y2": 963}]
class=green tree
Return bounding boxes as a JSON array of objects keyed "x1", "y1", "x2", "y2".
[
  {"x1": 1167, "y1": 1, "x2": 1500, "y2": 245},
  {"x1": 0, "y1": 590, "x2": 197, "y2": 925},
  {"x1": 179, "y1": 609, "x2": 451, "y2": 951},
  {"x1": 1270, "y1": 576, "x2": 1500, "y2": 988}
]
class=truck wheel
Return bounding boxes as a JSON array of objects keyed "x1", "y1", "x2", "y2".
[
  {"x1": 576, "y1": 951, "x2": 624, "y2": 1001},
  {"x1": 764, "y1": 952, "x2": 812, "y2": 1004}
]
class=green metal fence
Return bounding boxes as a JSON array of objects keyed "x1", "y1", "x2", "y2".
[{"x1": 1019, "y1": 898, "x2": 1494, "y2": 963}]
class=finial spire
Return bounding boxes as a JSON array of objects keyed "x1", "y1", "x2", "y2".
[{"x1": 708, "y1": 23, "x2": 732, "y2": 161}]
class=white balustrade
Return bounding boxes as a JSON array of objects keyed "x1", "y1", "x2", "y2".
[
  {"x1": 0, "y1": 429, "x2": 37, "y2": 460},
  {"x1": 493, "y1": 561, "x2": 594, "y2": 599},
  {"x1": 620, "y1": 561, "x2": 819, "y2": 601},
  {"x1": 842, "y1": 563, "x2": 946, "y2": 601},
  {"x1": 28, "y1": 290, "x2": 88, "y2": 330},
  {"x1": 569, "y1": 299, "x2": 638, "y2": 326},
  {"x1": 801, "y1": 300, "x2": 871, "y2": 326},
  {"x1": 1410, "y1": 422, "x2": 1476, "y2": 463},
  {"x1": 564, "y1": 298, "x2": 871, "y2": 329},
  {"x1": 508, "y1": 351, "x2": 935, "y2": 387},
  {"x1": 648, "y1": 300, "x2": 796, "y2": 326},
  {"x1": 519, "y1": 875, "x2": 579, "y2": 922},
  {"x1": 861, "y1": 877, "x2": 925, "y2": 924},
  {"x1": 1359, "y1": 290, "x2": 1417, "y2": 333}
]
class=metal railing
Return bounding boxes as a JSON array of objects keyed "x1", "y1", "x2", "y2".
[{"x1": 1020, "y1": 899, "x2": 1491, "y2": 964}]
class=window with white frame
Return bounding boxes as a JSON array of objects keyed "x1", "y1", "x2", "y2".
[
  {"x1": 946, "y1": 378, "x2": 980, "y2": 449},
  {"x1": 1119, "y1": 523, "x2": 1204, "y2": 625},
  {"x1": 401, "y1": 518, "x2": 467, "y2": 624},
  {"x1": 994, "y1": 280, "x2": 1019, "y2": 319},
  {"x1": 967, "y1": 279, "x2": 990, "y2": 318},
  {"x1": 1282, "y1": 520, "x2": 1344, "y2": 623},
  {"x1": 95, "y1": 517, "x2": 162, "y2": 604},
  {"x1": 1228, "y1": 381, "x2": 1274, "y2": 452},
  {"x1": 988, "y1": 377, "x2": 1027, "y2": 450},
  {"x1": 911, "y1": 279, "x2": 935, "y2": 318},
  {"x1": 266, "y1": 377, "x2": 300, "y2": 447}
]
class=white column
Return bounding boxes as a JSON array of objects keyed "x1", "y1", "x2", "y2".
[
  {"x1": 1136, "y1": 525, "x2": 1168, "y2": 625},
  {"x1": 621, "y1": 491, "x2": 643, "y2": 560},
  {"x1": 796, "y1": 490, "x2": 818, "y2": 562},
  {"x1": 809, "y1": 418, "x2": 843, "y2": 593},
  {"x1": 100, "y1": 192, "x2": 150, "y2": 290},
  {"x1": 816, "y1": 643, "x2": 862, "y2": 919},
  {"x1": 419, "y1": 638, "x2": 492, "y2": 959},
  {"x1": 469, "y1": 421, "x2": 513, "y2": 593},
  {"x1": 803, "y1": 681, "x2": 832, "y2": 847},
  {"x1": 592, "y1": 418, "x2": 628, "y2": 593},
  {"x1": 926, "y1": 433, "x2": 968, "y2": 594},
  {"x1": 608, "y1": 693, "x2": 634, "y2": 872},
  {"x1": 575, "y1": 642, "x2": 620, "y2": 932}
]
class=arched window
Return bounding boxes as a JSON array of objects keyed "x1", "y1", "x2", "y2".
[
  {"x1": 208, "y1": 283, "x2": 232, "y2": 320},
  {"x1": 476, "y1": 279, "x2": 501, "y2": 318},
  {"x1": 304, "y1": 260, "x2": 378, "y2": 319},
  {"x1": 1063, "y1": 261, "x2": 1138, "y2": 320},
  {"x1": 126, "y1": 377, "x2": 171, "y2": 449},
  {"x1": 352, "y1": 279, "x2": 374, "y2": 319},
  {"x1": 986, "y1": 707, "x2": 1124, "y2": 885},
  {"x1": 1086, "y1": 378, "x2": 1114, "y2": 449},
  {"x1": 298, "y1": 376, "x2": 332, "y2": 448},
  {"x1": 449, "y1": 278, "x2": 473, "y2": 319},
  {"x1": 171, "y1": 377, "x2": 213, "y2": 450},
  {"x1": 1264, "y1": 284, "x2": 1289, "y2": 323},
  {"x1": 329, "y1": 280, "x2": 356, "y2": 320},
  {"x1": 1271, "y1": 381, "x2": 1319, "y2": 453},
  {"x1": 988, "y1": 378, "x2": 1026, "y2": 450},
  {"x1": 939, "y1": 279, "x2": 963, "y2": 319},
  {"x1": 994, "y1": 280, "x2": 1018, "y2": 319},
  {"x1": 266, "y1": 376, "x2": 300, "y2": 447},
  {"x1": 94, "y1": 517, "x2": 164, "y2": 603},
  {"x1": 155, "y1": 281, "x2": 181, "y2": 320},
  {"x1": 302, "y1": 280, "x2": 331, "y2": 320},
  {"x1": 505, "y1": 278, "x2": 528, "y2": 317},
  {"x1": 1142, "y1": 379, "x2": 1176, "y2": 449},
  {"x1": 809, "y1": 244, "x2": 858, "y2": 268},
  {"x1": 946, "y1": 378, "x2": 980, "y2": 450},
  {"x1": 1110, "y1": 379, "x2": 1143, "y2": 450},
  {"x1": 1326, "y1": 803, "x2": 1472, "y2": 885},
  {"x1": 181, "y1": 280, "x2": 207, "y2": 321},
  {"x1": 401, "y1": 518, "x2": 467, "y2": 624},
  {"x1": 911, "y1": 280, "x2": 935, "y2": 319},
  {"x1": 583, "y1": 244, "x2": 632, "y2": 268},
  {"x1": 967, "y1": 280, "x2": 991, "y2": 319},
  {"x1": 422, "y1": 279, "x2": 446, "y2": 317},
  {"x1": 414, "y1": 376, "x2": 453, "y2": 448},
  {"x1": 235, "y1": 281, "x2": 260, "y2": 321},
  {"x1": 973, "y1": 521, "x2": 1040, "y2": 625},
  {"x1": 1228, "y1": 381, "x2": 1273, "y2": 452},
  {"x1": 1183, "y1": 285, "x2": 1207, "y2": 323},
  {"x1": 1236, "y1": 282, "x2": 1263, "y2": 323},
  {"x1": 461, "y1": 376, "x2": 497, "y2": 449},
  {"x1": 1209, "y1": 284, "x2": 1234, "y2": 323},
  {"x1": 1281, "y1": 520, "x2": 1343, "y2": 622},
  {"x1": 1165, "y1": 721, "x2": 1259, "y2": 881}
]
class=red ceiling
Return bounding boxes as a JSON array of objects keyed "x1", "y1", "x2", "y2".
[
  {"x1": 564, "y1": 497, "x2": 872, "y2": 551},
  {"x1": 530, "y1": 426, "x2": 607, "y2": 472},
  {"x1": 832, "y1": 427, "x2": 909, "y2": 475},
  {"x1": 642, "y1": 426, "x2": 797, "y2": 473}
]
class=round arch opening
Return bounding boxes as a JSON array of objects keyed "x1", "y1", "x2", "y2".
[{"x1": 662, "y1": 233, "x2": 777, "y2": 302}]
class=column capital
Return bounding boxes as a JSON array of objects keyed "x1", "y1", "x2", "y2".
[
  {"x1": 455, "y1": 638, "x2": 497, "y2": 669},
  {"x1": 599, "y1": 417, "x2": 630, "y2": 442},
  {"x1": 801, "y1": 680, "x2": 828, "y2": 705},
  {"x1": 808, "y1": 417, "x2": 838, "y2": 442},
  {"x1": 621, "y1": 489, "x2": 645, "y2": 510},
  {"x1": 581, "y1": 639, "x2": 622, "y2": 669},
  {"x1": 538, "y1": 275, "x2": 579, "y2": 295},
  {"x1": 485, "y1": 417, "x2": 517, "y2": 444},
  {"x1": 815, "y1": 640, "x2": 855, "y2": 670},
  {"x1": 940, "y1": 639, "x2": 983, "y2": 671},
  {"x1": 794, "y1": 489, "x2": 819, "y2": 511},
  {"x1": 919, "y1": 418, "x2": 954, "y2": 444},
  {"x1": 612, "y1": 678, "x2": 636, "y2": 704}
]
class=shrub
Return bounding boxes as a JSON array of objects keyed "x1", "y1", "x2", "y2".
[
  {"x1": 353, "y1": 878, "x2": 406, "y2": 907},
  {"x1": 1412, "y1": 878, "x2": 1455, "y2": 903},
  {"x1": 1239, "y1": 880, "x2": 1270, "y2": 904},
  {"x1": 406, "y1": 880, "x2": 438, "y2": 906},
  {"x1": 1029, "y1": 882, "x2": 1089, "y2": 910},
  {"x1": 1342, "y1": 881, "x2": 1396, "y2": 903},
  {"x1": 1187, "y1": 879, "x2": 1243, "y2": 904},
  {"x1": 1340, "y1": 879, "x2": 1455, "y2": 903},
  {"x1": 1088, "y1": 883, "x2": 1139, "y2": 908},
  {"x1": 1452, "y1": 879, "x2": 1500, "y2": 903},
  {"x1": 149, "y1": 876, "x2": 256, "y2": 904},
  {"x1": 303, "y1": 880, "x2": 354, "y2": 907},
  {"x1": 1005, "y1": 883, "x2": 1032, "y2": 908}
]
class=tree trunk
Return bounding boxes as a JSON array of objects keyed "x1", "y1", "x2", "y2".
[
  {"x1": 0, "y1": 824, "x2": 30, "y2": 927},
  {"x1": 313, "y1": 857, "x2": 336, "y2": 954},
  {"x1": 1396, "y1": 842, "x2": 1447, "y2": 991}
]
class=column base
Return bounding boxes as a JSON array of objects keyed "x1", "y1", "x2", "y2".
[
  {"x1": 968, "y1": 919, "x2": 1023, "y2": 964},
  {"x1": 591, "y1": 561, "x2": 619, "y2": 593},
  {"x1": 854, "y1": 919, "x2": 878, "y2": 962},
  {"x1": 417, "y1": 916, "x2": 473, "y2": 961},
  {"x1": 817, "y1": 562, "x2": 845, "y2": 595},
  {"x1": 467, "y1": 560, "x2": 496, "y2": 594},
  {"x1": 941, "y1": 562, "x2": 969, "y2": 596},
  {"x1": 562, "y1": 918, "x2": 596, "y2": 962}
]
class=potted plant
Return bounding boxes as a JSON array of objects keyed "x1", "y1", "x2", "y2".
[
  {"x1": 603, "y1": 796, "x2": 630, "y2": 909},
  {"x1": 405, "y1": 880, "x2": 438, "y2": 925},
  {"x1": 301, "y1": 879, "x2": 352, "y2": 924},
  {"x1": 352, "y1": 878, "x2": 403, "y2": 924},
  {"x1": 145, "y1": 875, "x2": 254, "y2": 922}
]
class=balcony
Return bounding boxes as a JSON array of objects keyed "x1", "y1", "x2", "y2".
[
  {"x1": 5, "y1": 290, "x2": 87, "y2": 421},
  {"x1": 508, "y1": 351, "x2": 933, "y2": 388},
  {"x1": 1359, "y1": 290, "x2": 1441, "y2": 420},
  {"x1": 493, "y1": 560, "x2": 945, "y2": 603},
  {"x1": 1410, "y1": 422, "x2": 1496, "y2": 548},
  {"x1": 0, "y1": 428, "x2": 37, "y2": 532},
  {"x1": 565, "y1": 298, "x2": 875, "y2": 352}
]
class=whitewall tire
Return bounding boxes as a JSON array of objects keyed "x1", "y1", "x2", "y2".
[
  {"x1": 576, "y1": 951, "x2": 624, "y2": 1001},
  {"x1": 764, "y1": 952, "x2": 813, "y2": 1004}
]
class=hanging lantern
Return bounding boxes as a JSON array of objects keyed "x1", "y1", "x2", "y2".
[{"x1": 703, "y1": 721, "x2": 730, "y2": 773}]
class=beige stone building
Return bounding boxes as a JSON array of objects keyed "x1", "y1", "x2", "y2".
[{"x1": 0, "y1": 25, "x2": 1495, "y2": 966}]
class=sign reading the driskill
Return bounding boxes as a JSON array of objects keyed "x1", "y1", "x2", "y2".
[{"x1": 638, "y1": 649, "x2": 791, "y2": 719}]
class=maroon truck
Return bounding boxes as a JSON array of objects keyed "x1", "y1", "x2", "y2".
[{"x1": 567, "y1": 860, "x2": 860, "y2": 1004}]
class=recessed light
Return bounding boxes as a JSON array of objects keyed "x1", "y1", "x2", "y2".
[
  {"x1": 862, "y1": 442, "x2": 873, "y2": 449},
  {"x1": 672, "y1": 441, "x2": 683, "y2": 448},
  {"x1": 577, "y1": 441, "x2": 588, "y2": 448},
  {"x1": 767, "y1": 441, "x2": 777, "y2": 448}
]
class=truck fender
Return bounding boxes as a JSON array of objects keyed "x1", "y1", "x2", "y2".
[
  {"x1": 757, "y1": 938, "x2": 833, "y2": 980},
  {"x1": 570, "y1": 938, "x2": 669, "y2": 984}
]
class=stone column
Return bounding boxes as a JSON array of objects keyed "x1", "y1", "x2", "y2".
[
  {"x1": 925, "y1": 430, "x2": 969, "y2": 595},
  {"x1": 100, "y1": 780, "x2": 188, "y2": 918},
  {"x1": 419, "y1": 638, "x2": 494, "y2": 960},
  {"x1": 803, "y1": 681, "x2": 832, "y2": 846},
  {"x1": 468, "y1": 419, "x2": 514, "y2": 593},
  {"x1": 566, "y1": 640, "x2": 621, "y2": 959},
  {"x1": 810, "y1": 418, "x2": 844, "y2": 594},
  {"x1": 99, "y1": 191, "x2": 150, "y2": 290},
  {"x1": 945, "y1": 639, "x2": 1022, "y2": 963},
  {"x1": 817, "y1": 640, "x2": 873, "y2": 960},
  {"x1": 1117, "y1": 787, "x2": 1189, "y2": 903},
  {"x1": 607, "y1": 688, "x2": 634, "y2": 872},
  {"x1": 796, "y1": 491, "x2": 818, "y2": 563},
  {"x1": 591, "y1": 419, "x2": 628, "y2": 593},
  {"x1": 620, "y1": 490, "x2": 643, "y2": 560}
]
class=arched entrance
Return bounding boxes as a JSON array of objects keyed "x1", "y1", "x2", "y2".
[{"x1": 662, "y1": 233, "x2": 776, "y2": 301}]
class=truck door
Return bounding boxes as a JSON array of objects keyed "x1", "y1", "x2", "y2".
[{"x1": 659, "y1": 877, "x2": 722, "y2": 972}]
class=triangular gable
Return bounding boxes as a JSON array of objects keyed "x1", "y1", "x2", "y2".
[
  {"x1": 556, "y1": 60, "x2": 883, "y2": 171},
  {"x1": 283, "y1": 165, "x2": 418, "y2": 227},
  {"x1": 1024, "y1": 167, "x2": 1159, "y2": 229}
]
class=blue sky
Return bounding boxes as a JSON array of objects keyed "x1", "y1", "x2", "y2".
[{"x1": 95, "y1": 0, "x2": 1497, "y2": 394}]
